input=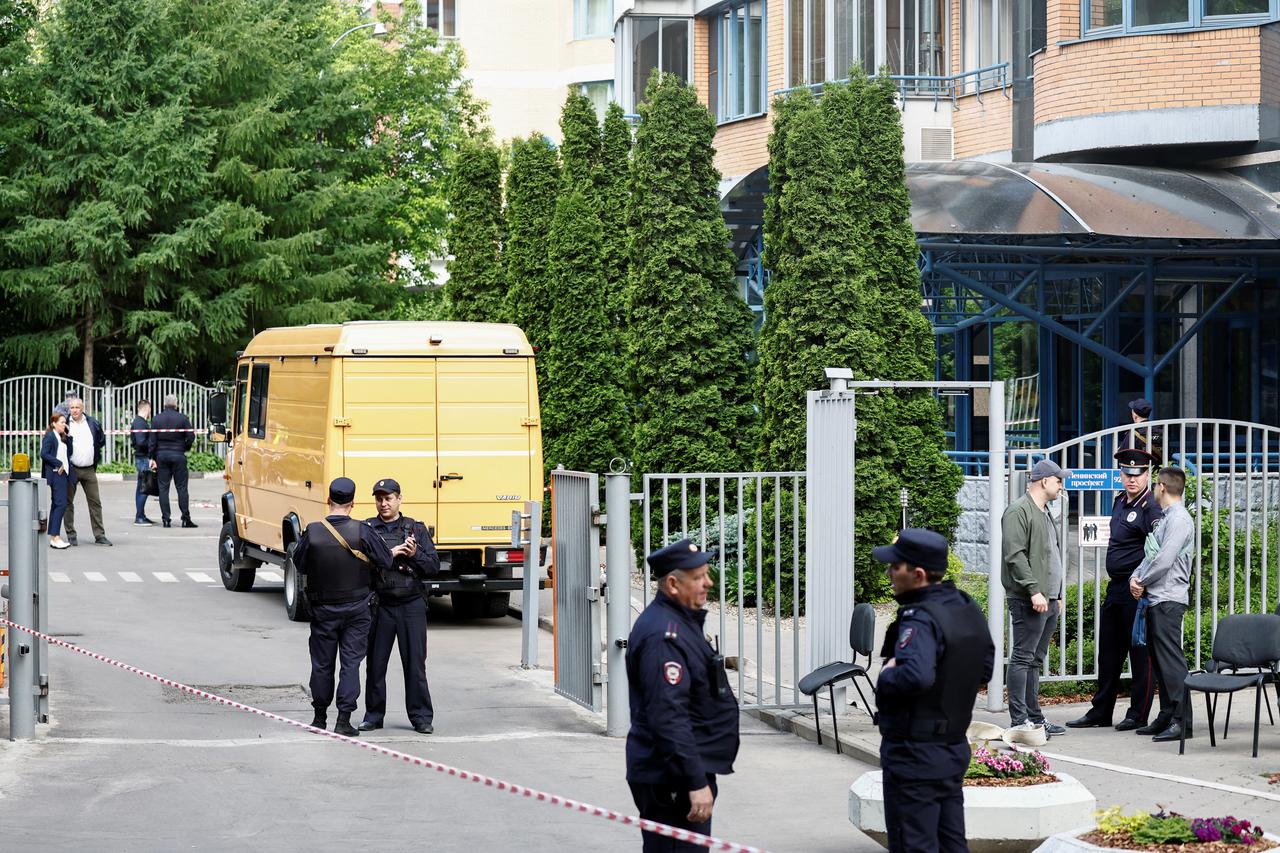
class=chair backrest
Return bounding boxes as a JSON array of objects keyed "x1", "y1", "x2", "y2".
[
  {"x1": 849, "y1": 602, "x2": 876, "y2": 657},
  {"x1": 1211, "y1": 614, "x2": 1280, "y2": 669}
]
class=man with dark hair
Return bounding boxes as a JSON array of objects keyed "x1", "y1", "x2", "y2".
[
  {"x1": 875, "y1": 528, "x2": 994, "y2": 852},
  {"x1": 1131, "y1": 466, "x2": 1195, "y2": 743},
  {"x1": 131, "y1": 399, "x2": 155, "y2": 526}
]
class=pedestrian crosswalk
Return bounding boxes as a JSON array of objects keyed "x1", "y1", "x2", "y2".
[{"x1": 46, "y1": 570, "x2": 284, "y2": 585}]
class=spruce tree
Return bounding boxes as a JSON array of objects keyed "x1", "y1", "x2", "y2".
[
  {"x1": 504, "y1": 134, "x2": 560, "y2": 383},
  {"x1": 598, "y1": 102, "x2": 632, "y2": 327},
  {"x1": 627, "y1": 72, "x2": 756, "y2": 475},
  {"x1": 445, "y1": 134, "x2": 506, "y2": 322}
]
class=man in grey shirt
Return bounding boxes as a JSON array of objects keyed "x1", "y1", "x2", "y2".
[{"x1": 1130, "y1": 466, "x2": 1195, "y2": 743}]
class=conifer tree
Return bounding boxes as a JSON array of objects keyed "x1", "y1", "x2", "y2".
[
  {"x1": 598, "y1": 102, "x2": 632, "y2": 326},
  {"x1": 504, "y1": 134, "x2": 560, "y2": 385},
  {"x1": 559, "y1": 92, "x2": 601, "y2": 188},
  {"x1": 445, "y1": 134, "x2": 506, "y2": 322},
  {"x1": 627, "y1": 73, "x2": 756, "y2": 475}
]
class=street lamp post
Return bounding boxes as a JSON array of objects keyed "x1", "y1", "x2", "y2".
[{"x1": 331, "y1": 20, "x2": 388, "y2": 49}]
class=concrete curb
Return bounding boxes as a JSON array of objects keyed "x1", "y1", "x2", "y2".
[
  {"x1": 506, "y1": 599, "x2": 554, "y2": 634},
  {"x1": 747, "y1": 706, "x2": 883, "y2": 766}
]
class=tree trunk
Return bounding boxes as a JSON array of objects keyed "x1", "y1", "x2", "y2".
[{"x1": 82, "y1": 303, "x2": 94, "y2": 386}]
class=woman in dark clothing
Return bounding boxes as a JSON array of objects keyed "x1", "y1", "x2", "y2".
[{"x1": 40, "y1": 412, "x2": 74, "y2": 549}]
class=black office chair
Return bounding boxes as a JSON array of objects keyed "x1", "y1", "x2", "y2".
[
  {"x1": 1180, "y1": 613, "x2": 1280, "y2": 758},
  {"x1": 799, "y1": 602, "x2": 877, "y2": 755}
]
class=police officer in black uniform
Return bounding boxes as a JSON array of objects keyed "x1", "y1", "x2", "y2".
[
  {"x1": 1067, "y1": 447, "x2": 1159, "y2": 733},
  {"x1": 626, "y1": 539, "x2": 739, "y2": 851},
  {"x1": 358, "y1": 478, "x2": 440, "y2": 735},
  {"x1": 874, "y1": 528, "x2": 994, "y2": 853},
  {"x1": 292, "y1": 477, "x2": 394, "y2": 737}
]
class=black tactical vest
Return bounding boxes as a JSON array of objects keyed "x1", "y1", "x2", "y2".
[
  {"x1": 878, "y1": 588, "x2": 990, "y2": 744},
  {"x1": 370, "y1": 515, "x2": 420, "y2": 601},
  {"x1": 304, "y1": 516, "x2": 372, "y2": 605}
]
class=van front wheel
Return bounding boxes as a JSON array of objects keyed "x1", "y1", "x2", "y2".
[
  {"x1": 284, "y1": 546, "x2": 311, "y2": 623},
  {"x1": 219, "y1": 522, "x2": 256, "y2": 592}
]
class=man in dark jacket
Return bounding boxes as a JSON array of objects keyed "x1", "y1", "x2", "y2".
[
  {"x1": 626, "y1": 539, "x2": 739, "y2": 851},
  {"x1": 148, "y1": 394, "x2": 196, "y2": 528},
  {"x1": 131, "y1": 399, "x2": 155, "y2": 526},
  {"x1": 63, "y1": 396, "x2": 109, "y2": 546},
  {"x1": 875, "y1": 528, "x2": 994, "y2": 853}
]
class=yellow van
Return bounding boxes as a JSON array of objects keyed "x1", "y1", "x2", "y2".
[{"x1": 209, "y1": 321, "x2": 544, "y2": 621}]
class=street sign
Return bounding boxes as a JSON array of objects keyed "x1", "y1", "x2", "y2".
[
  {"x1": 1064, "y1": 469, "x2": 1123, "y2": 491},
  {"x1": 1079, "y1": 515, "x2": 1111, "y2": 548}
]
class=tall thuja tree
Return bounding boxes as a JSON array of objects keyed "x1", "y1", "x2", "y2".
[
  {"x1": 598, "y1": 102, "x2": 632, "y2": 326},
  {"x1": 445, "y1": 134, "x2": 506, "y2": 322},
  {"x1": 504, "y1": 134, "x2": 560, "y2": 382},
  {"x1": 849, "y1": 72, "x2": 962, "y2": 594},
  {"x1": 627, "y1": 73, "x2": 756, "y2": 475},
  {"x1": 542, "y1": 92, "x2": 628, "y2": 472}
]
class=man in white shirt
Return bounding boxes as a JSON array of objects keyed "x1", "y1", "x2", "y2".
[{"x1": 63, "y1": 397, "x2": 111, "y2": 546}]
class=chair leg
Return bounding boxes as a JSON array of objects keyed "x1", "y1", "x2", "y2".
[
  {"x1": 1180, "y1": 691, "x2": 1189, "y2": 755},
  {"x1": 850, "y1": 678, "x2": 873, "y2": 721},
  {"x1": 1266, "y1": 685, "x2": 1275, "y2": 726},
  {"x1": 1224, "y1": 692, "x2": 1234, "y2": 739},
  {"x1": 829, "y1": 684, "x2": 842, "y2": 755},
  {"x1": 1254, "y1": 685, "x2": 1263, "y2": 758},
  {"x1": 1206, "y1": 693, "x2": 1218, "y2": 748},
  {"x1": 812, "y1": 694, "x2": 823, "y2": 747}
]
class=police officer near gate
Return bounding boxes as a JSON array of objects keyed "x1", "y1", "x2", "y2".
[
  {"x1": 626, "y1": 539, "x2": 740, "y2": 851},
  {"x1": 293, "y1": 477, "x2": 395, "y2": 737},
  {"x1": 875, "y1": 528, "x2": 994, "y2": 853},
  {"x1": 1067, "y1": 447, "x2": 1160, "y2": 733},
  {"x1": 358, "y1": 478, "x2": 440, "y2": 735}
]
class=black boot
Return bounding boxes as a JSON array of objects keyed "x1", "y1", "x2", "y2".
[
  {"x1": 334, "y1": 712, "x2": 358, "y2": 737},
  {"x1": 310, "y1": 710, "x2": 327, "y2": 730}
]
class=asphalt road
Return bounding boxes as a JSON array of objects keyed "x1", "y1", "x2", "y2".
[{"x1": 0, "y1": 479, "x2": 879, "y2": 852}]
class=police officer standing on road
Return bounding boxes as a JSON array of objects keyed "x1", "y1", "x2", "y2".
[
  {"x1": 1067, "y1": 447, "x2": 1160, "y2": 733},
  {"x1": 875, "y1": 528, "x2": 994, "y2": 853},
  {"x1": 148, "y1": 394, "x2": 197, "y2": 529},
  {"x1": 626, "y1": 540, "x2": 739, "y2": 851},
  {"x1": 292, "y1": 477, "x2": 395, "y2": 737},
  {"x1": 358, "y1": 478, "x2": 440, "y2": 735}
]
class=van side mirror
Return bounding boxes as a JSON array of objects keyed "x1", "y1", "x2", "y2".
[
  {"x1": 208, "y1": 391, "x2": 228, "y2": 424},
  {"x1": 207, "y1": 427, "x2": 228, "y2": 445}
]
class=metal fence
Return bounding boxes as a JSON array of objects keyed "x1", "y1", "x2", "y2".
[
  {"x1": 1010, "y1": 418, "x2": 1280, "y2": 681},
  {"x1": 0, "y1": 375, "x2": 218, "y2": 470},
  {"x1": 641, "y1": 472, "x2": 807, "y2": 711},
  {"x1": 550, "y1": 469, "x2": 602, "y2": 712}
]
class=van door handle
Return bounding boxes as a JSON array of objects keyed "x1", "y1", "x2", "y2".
[{"x1": 439, "y1": 474, "x2": 464, "y2": 482}]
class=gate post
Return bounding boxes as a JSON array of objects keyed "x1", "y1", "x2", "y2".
[
  {"x1": 605, "y1": 471, "x2": 631, "y2": 736},
  {"x1": 986, "y1": 381, "x2": 1007, "y2": 712},
  {"x1": 6, "y1": 477, "x2": 38, "y2": 739}
]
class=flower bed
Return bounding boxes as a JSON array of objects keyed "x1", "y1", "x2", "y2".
[
  {"x1": 965, "y1": 746, "x2": 1057, "y2": 788},
  {"x1": 1075, "y1": 807, "x2": 1275, "y2": 852}
]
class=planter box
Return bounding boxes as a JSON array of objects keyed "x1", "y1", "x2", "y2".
[
  {"x1": 849, "y1": 770, "x2": 1096, "y2": 853},
  {"x1": 1034, "y1": 828, "x2": 1280, "y2": 852}
]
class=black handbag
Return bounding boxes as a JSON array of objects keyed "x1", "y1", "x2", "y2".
[{"x1": 140, "y1": 468, "x2": 159, "y2": 497}]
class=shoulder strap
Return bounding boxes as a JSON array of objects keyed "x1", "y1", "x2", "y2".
[{"x1": 319, "y1": 518, "x2": 370, "y2": 564}]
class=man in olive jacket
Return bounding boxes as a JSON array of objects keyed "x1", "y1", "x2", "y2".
[{"x1": 1001, "y1": 459, "x2": 1069, "y2": 736}]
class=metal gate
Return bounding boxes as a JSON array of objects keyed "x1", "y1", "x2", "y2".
[
  {"x1": 551, "y1": 468, "x2": 602, "y2": 711},
  {"x1": 1012, "y1": 418, "x2": 1280, "y2": 681}
]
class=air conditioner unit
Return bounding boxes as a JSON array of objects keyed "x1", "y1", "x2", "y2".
[{"x1": 920, "y1": 127, "x2": 954, "y2": 162}]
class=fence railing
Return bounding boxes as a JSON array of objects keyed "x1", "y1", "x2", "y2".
[
  {"x1": 0, "y1": 375, "x2": 218, "y2": 471},
  {"x1": 773, "y1": 63, "x2": 1010, "y2": 111},
  {"x1": 641, "y1": 472, "x2": 807, "y2": 711}
]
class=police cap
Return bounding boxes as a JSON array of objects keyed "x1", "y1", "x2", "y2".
[
  {"x1": 1129, "y1": 397, "x2": 1153, "y2": 418},
  {"x1": 871, "y1": 527, "x2": 949, "y2": 574},
  {"x1": 647, "y1": 539, "x2": 716, "y2": 579},
  {"x1": 328, "y1": 477, "x2": 357, "y2": 504},
  {"x1": 1114, "y1": 447, "x2": 1155, "y2": 476},
  {"x1": 372, "y1": 478, "x2": 401, "y2": 496}
]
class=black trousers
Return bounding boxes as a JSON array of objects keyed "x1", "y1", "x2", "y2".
[
  {"x1": 629, "y1": 774, "x2": 717, "y2": 852},
  {"x1": 882, "y1": 767, "x2": 967, "y2": 853},
  {"x1": 363, "y1": 595, "x2": 434, "y2": 726},
  {"x1": 309, "y1": 598, "x2": 373, "y2": 714},
  {"x1": 155, "y1": 450, "x2": 190, "y2": 523},
  {"x1": 1147, "y1": 601, "x2": 1191, "y2": 730},
  {"x1": 1087, "y1": 578, "x2": 1156, "y2": 723}
]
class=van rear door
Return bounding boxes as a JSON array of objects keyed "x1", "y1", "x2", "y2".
[
  {"x1": 341, "y1": 358, "x2": 439, "y2": 531},
  {"x1": 435, "y1": 358, "x2": 534, "y2": 547}
]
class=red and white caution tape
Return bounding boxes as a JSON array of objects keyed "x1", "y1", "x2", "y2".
[
  {"x1": 0, "y1": 428, "x2": 202, "y2": 436},
  {"x1": 0, "y1": 618, "x2": 765, "y2": 853}
]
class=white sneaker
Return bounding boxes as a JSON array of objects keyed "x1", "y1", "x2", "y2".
[
  {"x1": 1011, "y1": 721, "x2": 1041, "y2": 731},
  {"x1": 50, "y1": 539, "x2": 70, "y2": 550}
]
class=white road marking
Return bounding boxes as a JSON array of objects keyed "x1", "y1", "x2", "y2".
[
  {"x1": 153, "y1": 572, "x2": 178, "y2": 583},
  {"x1": 118, "y1": 572, "x2": 142, "y2": 583},
  {"x1": 1038, "y1": 749, "x2": 1280, "y2": 803},
  {"x1": 49, "y1": 572, "x2": 71, "y2": 583},
  {"x1": 84, "y1": 572, "x2": 107, "y2": 582},
  {"x1": 46, "y1": 731, "x2": 603, "y2": 748},
  {"x1": 258, "y1": 570, "x2": 283, "y2": 582},
  {"x1": 186, "y1": 571, "x2": 216, "y2": 583}
]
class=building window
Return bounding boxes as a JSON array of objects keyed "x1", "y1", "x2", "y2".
[
  {"x1": 709, "y1": 1, "x2": 767, "y2": 123},
  {"x1": 576, "y1": 0, "x2": 611, "y2": 39},
  {"x1": 1083, "y1": 0, "x2": 1275, "y2": 36},
  {"x1": 787, "y1": 0, "x2": 941, "y2": 87},
  {"x1": 959, "y1": 0, "x2": 1010, "y2": 92},
  {"x1": 423, "y1": 0, "x2": 457, "y2": 37},
  {"x1": 631, "y1": 17, "x2": 691, "y2": 108},
  {"x1": 579, "y1": 80, "x2": 613, "y2": 120}
]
